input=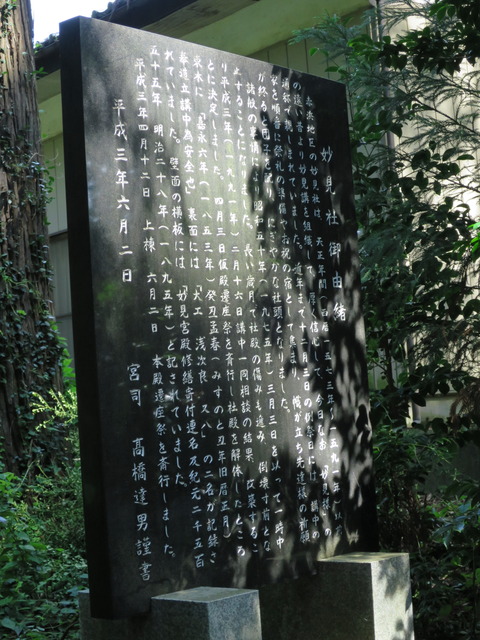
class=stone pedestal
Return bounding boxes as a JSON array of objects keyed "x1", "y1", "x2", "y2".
[
  {"x1": 259, "y1": 552, "x2": 414, "y2": 640},
  {"x1": 314, "y1": 552, "x2": 414, "y2": 640},
  {"x1": 151, "y1": 587, "x2": 262, "y2": 640},
  {"x1": 79, "y1": 587, "x2": 262, "y2": 640}
]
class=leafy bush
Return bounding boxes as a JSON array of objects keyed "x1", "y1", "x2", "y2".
[
  {"x1": 0, "y1": 471, "x2": 87, "y2": 639},
  {"x1": 0, "y1": 388, "x2": 86, "y2": 638},
  {"x1": 373, "y1": 420, "x2": 480, "y2": 639}
]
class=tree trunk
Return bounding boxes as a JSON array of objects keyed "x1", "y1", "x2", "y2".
[{"x1": 0, "y1": 0, "x2": 63, "y2": 474}]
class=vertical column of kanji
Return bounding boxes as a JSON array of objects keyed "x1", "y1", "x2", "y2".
[
  {"x1": 308, "y1": 174, "x2": 332, "y2": 548},
  {"x1": 220, "y1": 60, "x2": 245, "y2": 562},
  {"x1": 302, "y1": 86, "x2": 321, "y2": 547},
  {"x1": 217, "y1": 70, "x2": 230, "y2": 564},
  {"x1": 112, "y1": 84, "x2": 153, "y2": 582},
  {"x1": 255, "y1": 71, "x2": 277, "y2": 559},
  {"x1": 321, "y1": 142, "x2": 345, "y2": 542},
  {"x1": 177, "y1": 47, "x2": 208, "y2": 574},
  {"x1": 272, "y1": 70, "x2": 290, "y2": 477},
  {"x1": 152, "y1": 44, "x2": 184, "y2": 565},
  {"x1": 172, "y1": 49, "x2": 195, "y2": 565},
  {"x1": 250, "y1": 69, "x2": 275, "y2": 561},
  {"x1": 202, "y1": 56, "x2": 233, "y2": 558},
  {"x1": 243, "y1": 71, "x2": 269, "y2": 557},
  {"x1": 236, "y1": 68, "x2": 254, "y2": 560},
  {"x1": 219, "y1": 59, "x2": 245, "y2": 564},
  {"x1": 268, "y1": 72, "x2": 292, "y2": 557},
  {"x1": 143, "y1": 44, "x2": 167, "y2": 576},
  {"x1": 235, "y1": 68, "x2": 259, "y2": 459},
  {"x1": 289, "y1": 81, "x2": 307, "y2": 551},
  {"x1": 296, "y1": 98, "x2": 325, "y2": 547},
  {"x1": 124, "y1": 53, "x2": 155, "y2": 584},
  {"x1": 179, "y1": 49, "x2": 210, "y2": 572},
  {"x1": 211, "y1": 58, "x2": 235, "y2": 566},
  {"x1": 276, "y1": 74, "x2": 301, "y2": 552},
  {"x1": 310, "y1": 118, "x2": 325, "y2": 549},
  {"x1": 264, "y1": 93, "x2": 284, "y2": 471},
  {"x1": 247, "y1": 66, "x2": 266, "y2": 562}
]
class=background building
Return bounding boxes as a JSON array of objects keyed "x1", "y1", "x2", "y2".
[{"x1": 35, "y1": 0, "x2": 370, "y2": 357}]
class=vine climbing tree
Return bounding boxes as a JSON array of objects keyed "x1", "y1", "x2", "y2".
[{"x1": 0, "y1": 0, "x2": 64, "y2": 475}]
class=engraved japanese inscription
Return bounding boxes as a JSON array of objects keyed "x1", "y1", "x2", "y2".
[{"x1": 60, "y1": 17, "x2": 377, "y2": 618}]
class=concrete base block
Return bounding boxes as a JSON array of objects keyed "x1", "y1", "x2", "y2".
[
  {"x1": 259, "y1": 552, "x2": 414, "y2": 640},
  {"x1": 79, "y1": 587, "x2": 262, "y2": 640},
  {"x1": 315, "y1": 552, "x2": 414, "y2": 640},
  {"x1": 151, "y1": 586, "x2": 262, "y2": 640}
]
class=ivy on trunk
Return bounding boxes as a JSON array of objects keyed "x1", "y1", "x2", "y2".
[{"x1": 0, "y1": 0, "x2": 64, "y2": 475}]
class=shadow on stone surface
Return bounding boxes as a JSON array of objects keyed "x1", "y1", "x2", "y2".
[{"x1": 62, "y1": 17, "x2": 379, "y2": 622}]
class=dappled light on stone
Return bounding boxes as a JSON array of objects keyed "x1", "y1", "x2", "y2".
[{"x1": 61, "y1": 16, "x2": 377, "y2": 620}]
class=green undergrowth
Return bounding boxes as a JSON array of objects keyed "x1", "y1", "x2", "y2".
[
  {"x1": 0, "y1": 468, "x2": 87, "y2": 639},
  {"x1": 0, "y1": 386, "x2": 86, "y2": 639},
  {"x1": 374, "y1": 420, "x2": 480, "y2": 639}
]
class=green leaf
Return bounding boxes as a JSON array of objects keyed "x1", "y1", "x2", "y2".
[
  {"x1": 446, "y1": 4, "x2": 456, "y2": 17},
  {"x1": 412, "y1": 149, "x2": 431, "y2": 169},
  {"x1": 442, "y1": 147, "x2": 456, "y2": 161},
  {"x1": 453, "y1": 519, "x2": 465, "y2": 533},
  {"x1": 390, "y1": 122, "x2": 403, "y2": 137},
  {"x1": 438, "y1": 382, "x2": 450, "y2": 395},
  {"x1": 383, "y1": 169, "x2": 398, "y2": 185},
  {"x1": 16, "y1": 531, "x2": 30, "y2": 541},
  {"x1": 1, "y1": 617, "x2": 22, "y2": 632},
  {"x1": 463, "y1": 298, "x2": 480, "y2": 317},
  {"x1": 411, "y1": 393, "x2": 426, "y2": 407},
  {"x1": 415, "y1": 170, "x2": 428, "y2": 189}
]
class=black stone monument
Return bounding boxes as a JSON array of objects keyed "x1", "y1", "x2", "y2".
[{"x1": 60, "y1": 17, "x2": 378, "y2": 619}]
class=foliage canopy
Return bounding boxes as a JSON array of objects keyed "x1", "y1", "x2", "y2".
[
  {"x1": 293, "y1": 0, "x2": 480, "y2": 427},
  {"x1": 293, "y1": 1, "x2": 480, "y2": 637}
]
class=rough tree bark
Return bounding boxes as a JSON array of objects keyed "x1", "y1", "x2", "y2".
[{"x1": 0, "y1": 0, "x2": 63, "y2": 474}]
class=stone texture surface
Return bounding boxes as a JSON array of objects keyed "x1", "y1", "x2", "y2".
[
  {"x1": 151, "y1": 587, "x2": 262, "y2": 640},
  {"x1": 315, "y1": 553, "x2": 414, "y2": 640},
  {"x1": 260, "y1": 552, "x2": 414, "y2": 640}
]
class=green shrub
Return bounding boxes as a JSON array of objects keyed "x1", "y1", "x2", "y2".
[
  {"x1": 0, "y1": 471, "x2": 87, "y2": 639},
  {"x1": 373, "y1": 421, "x2": 480, "y2": 639},
  {"x1": 28, "y1": 461, "x2": 85, "y2": 555},
  {"x1": 0, "y1": 384, "x2": 87, "y2": 640}
]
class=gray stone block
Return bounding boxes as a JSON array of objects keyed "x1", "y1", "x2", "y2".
[
  {"x1": 151, "y1": 587, "x2": 262, "y2": 640},
  {"x1": 316, "y1": 552, "x2": 414, "y2": 640},
  {"x1": 259, "y1": 552, "x2": 414, "y2": 640}
]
